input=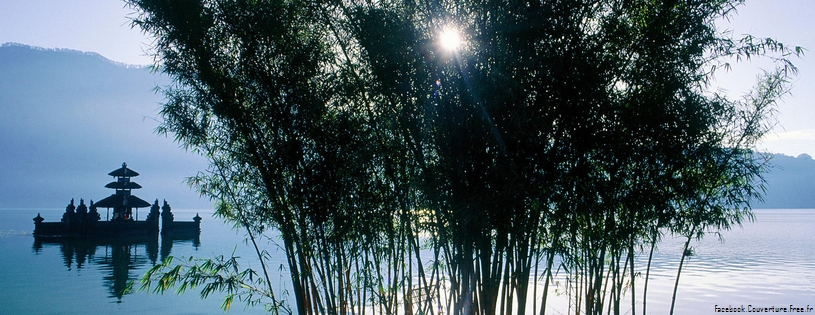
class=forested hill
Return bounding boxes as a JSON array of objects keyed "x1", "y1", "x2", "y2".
[
  {"x1": 0, "y1": 43, "x2": 809, "y2": 210},
  {"x1": 759, "y1": 153, "x2": 815, "y2": 209},
  {"x1": 0, "y1": 43, "x2": 209, "y2": 209}
]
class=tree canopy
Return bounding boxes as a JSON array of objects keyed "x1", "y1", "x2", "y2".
[{"x1": 129, "y1": 0, "x2": 799, "y2": 314}]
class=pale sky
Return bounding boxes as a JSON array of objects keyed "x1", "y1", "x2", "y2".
[
  {"x1": 1, "y1": 0, "x2": 813, "y2": 156},
  {"x1": 0, "y1": 0, "x2": 152, "y2": 65}
]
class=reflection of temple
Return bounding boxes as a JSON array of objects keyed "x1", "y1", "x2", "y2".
[
  {"x1": 32, "y1": 234, "x2": 200, "y2": 301},
  {"x1": 31, "y1": 163, "x2": 204, "y2": 301},
  {"x1": 33, "y1": 163, "x2": 201, "y2": 238}
]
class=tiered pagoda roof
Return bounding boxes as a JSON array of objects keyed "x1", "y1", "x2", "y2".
[
  {"x1": 107, "y1": 164, "x2": 140, "y2": 177},
  {"x1": 95, "y1": 163, "x2": 151, "y2": 208},
  {"x1": 104, "y1": 181, "x2": 143, "y2": 189},
  {"x1": 94, "y1": 195, "x2": 151, "y2": 208}
]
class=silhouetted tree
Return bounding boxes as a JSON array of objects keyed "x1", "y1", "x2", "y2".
[{"x1": 129, "y1": 0, "x2": 799, "y2": 314}]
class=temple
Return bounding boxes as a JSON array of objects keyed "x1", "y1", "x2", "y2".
[
  {"x1": 33, "y1": 163, "x2": 201, "y2": 238},
  {"x1": 95, "y1": 162, "x2": 151, "y2": 220}
]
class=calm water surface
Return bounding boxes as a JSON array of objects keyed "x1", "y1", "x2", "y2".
[
  {"x1": 540, "y1": 209, "x2": 815, "y2": 315},
  {"x1": 0, "y1": 208, "x2": 273, "y2": 315},
  {"x1": 1, "y1": 209, "x2": 813, "y2": 314}
]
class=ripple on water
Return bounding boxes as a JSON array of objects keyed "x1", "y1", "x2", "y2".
[{"x1": 0, "y1": 229, "x2": 31, "y2": 238}]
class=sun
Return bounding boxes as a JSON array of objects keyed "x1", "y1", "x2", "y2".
[{"x1": 439, "y1": 27, "x2": 462, "y2": 51}]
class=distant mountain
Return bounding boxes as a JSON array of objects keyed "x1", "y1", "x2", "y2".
[
  {"x1": 0, "y1": 43, "x2": 210, "y2": 210},
  {"x1": 1, "y1": 43, "x2": 808, "y2": 211},
  {"x1": 759, "y1": 153, "x2": 815, "y2": 209}
]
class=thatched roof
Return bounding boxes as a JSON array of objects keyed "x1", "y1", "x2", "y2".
[
  {"x1": 104, "y1": 181, "x2": 143, "y2": 189},
  {"x1": 108, "y1": 162, "x2": 139, "y2": 177},
  {"x1": 94, "y1": 194, "x2": 151, "y2": 208}
]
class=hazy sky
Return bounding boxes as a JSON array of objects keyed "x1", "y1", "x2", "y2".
[{"x1": 1, "y1": 0, "x2": 814, "y2": 156}]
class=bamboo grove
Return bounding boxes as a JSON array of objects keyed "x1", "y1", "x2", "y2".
[{"x1": 128, "y1": 0, "x2": 800, "y2": 314}]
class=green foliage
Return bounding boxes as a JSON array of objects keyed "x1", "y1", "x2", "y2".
[
  {"x1": 141, "y1": 255, "x2": 288, "y2": 312},
  {"x1": 128, "y1": 0, "x2": 800, "y2": 314}
]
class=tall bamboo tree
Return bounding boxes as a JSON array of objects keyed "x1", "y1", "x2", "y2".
[{"x1": 129, "y1": 0, "x2": 799, "y2": 314}]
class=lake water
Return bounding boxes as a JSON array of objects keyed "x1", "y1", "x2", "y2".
[
  {"x1": 0, "y1": 208, "x2": 271, "y2": 315},
  {"x1": 628, "y1": 209, "x2": 815, "y2": 315},
  {"x1": 552, "y1": 209, "x2": 815, "y2": 315},
  {"x1": 1, "y1": 208, "x2": 813, "y2": 314}
]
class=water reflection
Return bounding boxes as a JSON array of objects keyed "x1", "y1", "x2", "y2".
[{"x1": 32, "y1": 235, "x2": 200, "y2": 302}]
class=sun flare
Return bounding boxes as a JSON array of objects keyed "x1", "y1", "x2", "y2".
[{"x1": 439, "y1": 27, "x2": 462, "y2": 51}]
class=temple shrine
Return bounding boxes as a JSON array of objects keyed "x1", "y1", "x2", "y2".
[
  {"x1": 33, "y1": 163, "x2": 201, "y2": 238},
  {"x1": 95, "y1": 162, "x2": 152, "y2": 220}
]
